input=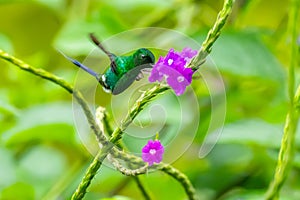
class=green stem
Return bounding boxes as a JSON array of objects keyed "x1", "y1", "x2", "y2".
[
  {"x1": 265, "y1": 111, "x2": 299, "y2": 200},
  {"x1": 0, "y1": 0, "x2": 234, "y2": 198},
  {"x1": 97, "y1": 108, "x2": 151, "y2": 200},
  {"x1": 0, "y1": 49, "x2": 73, "y2": 93},
  {"x1": 42, "y1": 160, "x2": 83, "y2": 200},
  {"x1": 265, "y1": 0, "x2": 300, "y2": 199},
  {"x1": 0, "y1": 50, "x2": 165, "y2": 199},
  {"x1": 71, "y1": 156, "x2": 101, "y2": 200},
  {"x1": 133, "y1": 177, "x2": 151, "y2": 200},
  {"x1": 160, "y1": 164, "x2": 197, "y2": 200},
  {"x1": 0, "y1": 49, "x2": 191, "y2": 199},
  {"x1": 72, "y1": 87, "x2": 170, "y2": 200},
  {"x1": 73, "y1": 91, "x2": 105, "y2": 141},
  {"x1": 0, "y1": 49, "x2": 107, "y2": 200},
  {"x1": 188, "y1": 0, "x2": 235, "y2": 70},
  {"x1": 108, "y1": 153, "x2": 197, "y2": 200},
  {"x1": 106, "y1": 0, "x2": 234, "y2": 195},
  {"x1": 295, "y1": 85, "x2": 300, "y2": 109},
  {"x1": 71, "y1": 146, "x2": 111, "y2": 200},
  {"x1": 109, "y1": 85, "x2": 169, "y2": 143},
  {"x1": 287, "y1": 0, "x2": 300, "y2": 103},
  {"x1": 0, "y1": 49, "x2": 104, "y2": 142},
  {"x1": 97, "y1": 100, "x2": 196, "y2": 200}
]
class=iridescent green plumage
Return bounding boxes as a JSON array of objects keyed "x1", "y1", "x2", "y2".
[
  {"x1": 100, "y1": 48, "x2": 155, "y2": 94},
  {"x1": 63, "y1": 34, "x2": 155, "y2": 95}
]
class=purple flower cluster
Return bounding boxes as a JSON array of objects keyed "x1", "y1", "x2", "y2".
[
  {"x1": 142, "y1": 140, "x2": 164, "y2": 166},
  {"x1": 148, "y1": 47, "x2": 198, "y2": 96},
  {"x1": 142, "y1": 48, "x2": 198, "y2": 165}
]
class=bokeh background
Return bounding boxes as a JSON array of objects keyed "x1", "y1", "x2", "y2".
[{"x1": 0, "y1": 0, "x2": 300, "y2": 199}]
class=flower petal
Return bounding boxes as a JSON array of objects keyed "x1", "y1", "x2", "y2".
[
  {"x1": 141, "y1": 139, "x2": 164, "y2": 165},
  {"x1": 148, "y1": 47, "x2": 198, "y2": 96}
]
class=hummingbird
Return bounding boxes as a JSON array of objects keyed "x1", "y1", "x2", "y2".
[{"x1": 62, "y1": 33, "x2": 155, "y2": 95}]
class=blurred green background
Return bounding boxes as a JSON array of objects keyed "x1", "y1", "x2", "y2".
[{"x1": 0, "y1": 0, "x2": 300, "y2": 200}]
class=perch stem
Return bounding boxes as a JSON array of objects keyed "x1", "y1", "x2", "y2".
[{"x1": 265, "y1": 0, "x2": 300, "y2": 199}]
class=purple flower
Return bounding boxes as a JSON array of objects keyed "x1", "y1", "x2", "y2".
[
  {"x1": 142, "y1": 140, "x2": 164, "y2": 166},
  {"x1": 148, "y1": 47, "x2": 198, "y2": 96}
]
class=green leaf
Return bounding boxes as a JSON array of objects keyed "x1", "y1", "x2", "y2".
[
  {"x1": 104, "y1": 0, "x2": 171, "y2": 9},
  {"x1": 220, "y1": 189, "x2": 300, "y2": 200},
  {"x1": 0, "y1": 182, "x2": 35, "y2": 200},
  {"x1": 54, "y1": 4, "x2": 127, "y2": 56},
  {"x1": 101, "y1": 196, "x2": 135, "y2": 200},
  {"x1": 196, "y1": 144, "x2": 253, "y2": 191},
  {"x1": 0, "y1": 33, "x2": 13, "y2": 53},
  {"x1": 18, "y1": 146, "x2": 67, "y2": 182},
  {"x1": 70, "y1": 166, "x2": 130, "y2": 199},
  {"x1": 0, "y1": 90, "x2": 19, "y2": 115},
  {"x1": 217, "y1": 120, "x2": 300, "y2": 148},
  {"x1": 208, "y1": 144, "x2": 253, "y2": 167},
  {"x1": 2, "y1": 102, "x2": 77, "y2": 146},
  {"x1": 216, "y1": 119, "x2": 283, "y2": 148},
  {"x1": 0, "y1": 148, "x2": 16, "y2": 190},
  {"x1": 32, "y1": 0, "x2": 65, "y2": 12},
  {"x1": 0, "y1": 90, "x2": 20, "y2": 134},
  {"x1": 54, "y1": 20, "x2": 103, "y2": 55},
  {"x1": 0, "y1": 2, "x2": 60, "y2": 55},
  {"x1": 17, "y1": 146, "x2": 67, "y2": 199},
  {"x1": 219, "y1": 190, "x2": 267, "y2": 200},
  {"x1": 210, "y1": 32, "x2": 284, "y2": 81}
]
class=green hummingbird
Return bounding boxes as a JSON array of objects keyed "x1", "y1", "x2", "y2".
[{"x1": 62, "y1": 33, "x2": 155, "y2": 95}]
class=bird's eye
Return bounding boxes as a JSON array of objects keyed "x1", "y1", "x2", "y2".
[{"x1": 140, "y1": 54, "x2": 146, "y2": 59}]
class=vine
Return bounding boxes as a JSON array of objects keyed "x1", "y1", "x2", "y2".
[{"x1": 0, "y1": 0, "x2": 235, "y2": 199}]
